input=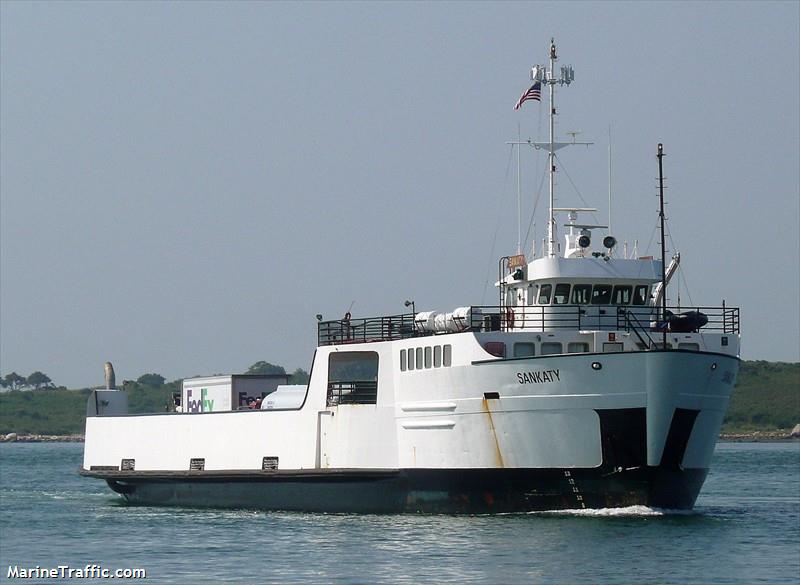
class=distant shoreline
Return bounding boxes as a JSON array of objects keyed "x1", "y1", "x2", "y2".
[
  {"x1": 2, "y1": 434, "x2": 84, "y2": 443},
  {"x1": 719, "y1": 432, "x2": 799, "y2": 443},
  {"x1": 1, "y1": 432, "x2": 798, "y2": 444}
]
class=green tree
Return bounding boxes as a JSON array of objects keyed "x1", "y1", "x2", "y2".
[
  {"x1": 3, "y1": 372, "x2": 27, "y2": 390},
  {"x1": 290, "y1": 368, "x2": 310, "y2": 384},
  {"x1": 246, "y1": 361, "x2": 286, "y2": 375},
  {"x1": 136, "y1": 373, "x2": 166, "y2": 387},
  {"x1": 26, "y1": 371, "x2": 52, "y2": 389}
]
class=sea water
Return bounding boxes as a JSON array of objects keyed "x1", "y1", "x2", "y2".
[{"x1": 0, "y1": 442, "x2": 798, "y2": 584}]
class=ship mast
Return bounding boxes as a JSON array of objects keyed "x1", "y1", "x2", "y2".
[
  {"x1": 657, "y1": 143, "x2": 668, "y2": 349},
  {"x1": 527, "y1": 39, "x2": 588, "y2": 257},
  {"x1": 510, "y1": 40, "x2": 590, "y2": 259},
  {"x1": 547, "y1": 40, "x2": 557, "y2": 258}
]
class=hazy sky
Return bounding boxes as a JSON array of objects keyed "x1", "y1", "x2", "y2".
[{"x1": 2, "y1": 1, "x2": 798, "y2": 388}]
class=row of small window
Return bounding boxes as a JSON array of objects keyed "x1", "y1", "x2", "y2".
[
  {"x1": 522, "y1": 283, "x2": 651, "y2": 306},
  {"x1": 511, "y1": 340, "x2": 701, "y2": 356},
  {"x1": 400, "y1": 345, "x2": 452, "y2": 371},
  {"x1": 512, "y1": 341, "x2": 590, "y2": 357}
]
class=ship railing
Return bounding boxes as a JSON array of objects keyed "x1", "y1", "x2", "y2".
[
  {"x1": 469, "y1": 306, "x2": 585, "y2": 331},
  {"x1": 326, "y1": 381, "x2": 378, "y2": 406},
  {"x1": 316, "y1": 305, "x2": 739, "y2": 345},
  {"x1": 616, "y1": 305, "x2": 740, "y2": 335},
  {"x1": 317, "y1": 313, "x2": 421, "y2": 346}
]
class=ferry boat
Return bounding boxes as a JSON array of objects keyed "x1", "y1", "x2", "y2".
[{"x1": 80, "y1": 40, "x2": 741, "y2": 513}]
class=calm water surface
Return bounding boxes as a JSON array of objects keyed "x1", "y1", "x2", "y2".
[{"x1": 1, "y1": 442, "x2": 798, "y2": 584}]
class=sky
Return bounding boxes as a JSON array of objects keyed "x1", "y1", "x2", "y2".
[{"x1": 1, "y1": 1, "x2": 798, "y2": 388}]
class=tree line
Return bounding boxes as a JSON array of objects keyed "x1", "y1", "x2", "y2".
[
  {"x1": 1, "y1": 371, "x2": 54, "y2": 390},
  {"x1": 0, "y1": 361, "x2": 310, "y2": 393}
]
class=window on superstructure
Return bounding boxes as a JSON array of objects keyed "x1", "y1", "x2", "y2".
[
  {"x1": 507, "y1": 288, "x2": 516, "y2": 307},
  {"x1": 540, "y1": 342, "x2": 563, "y2": 355},
  {"x1": 424, "y1": 347, "x2": 432, "y2": 369},
  {"x1": 553, "y1": 283, "x2": 571, "y2": 304},
  {"x1": 602, "y1": 342, "x2": 624, "y2": 353},
  {"x1": 327, "y1": 352, "x2": 379, "y2": 406},
  {"x1": 568, "y1": 342, "x2": 590, "y2": 353},
  {"x1": 527, "y1": 285, "x2": 536, "y2": 306},
  {"x1": 416, "y1": 348, "x2": 423, "y2": 369},
  {"x1": 571, "y1": 284, "x2": 592, "y2": 305},
  {"x1": 537, "y1": 284, "x2": 552, "y2": 305},
  {"x1": 633, "y1": 285, "x2": 650, "y2": 306},
  {"x1": 400, "y1": 349, "x2": 407, "y2": 371},
  {"x1": 407, "y1": 348, "x2": 415, "y2": 370},
  {"x1": 612, "y1": 285, "x2": 632, "y2": 305},
  {"x1": 591, "y1": 284, "x2": 612, "y2": 305},
  {"x1": 434, "y1": 345, "x2": 442, "y2": 367},
  {"x1": 514, "y1": 342, "x2": 536, "y2": 357},
  {"x1": 443, "y1": 344, "x2": 452, "y2": 367}
]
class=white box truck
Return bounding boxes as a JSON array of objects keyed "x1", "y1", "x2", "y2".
[{"x1": 181, "y1": 374, "x2": 290, "y2": 413}]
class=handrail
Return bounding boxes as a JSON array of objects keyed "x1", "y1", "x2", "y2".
[
  {"x1": 327, "y1": 381, "x2": 378, "y2": 406},
  {"x1": 617, "y1": 308, "x2": 656, "y2": 348},
  {"x1": 317, "y1": 305, "x2": 739, "y2": 345}
]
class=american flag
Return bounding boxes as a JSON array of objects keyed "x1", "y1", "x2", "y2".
[{"x1": 513, "y1": 82, "x2": 542, "y2": 110}]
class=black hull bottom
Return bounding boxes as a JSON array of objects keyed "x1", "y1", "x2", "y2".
[{"x1": 99, "y1": 466, "x2": 708, "y2": 513}]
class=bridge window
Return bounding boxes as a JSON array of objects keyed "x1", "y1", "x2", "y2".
[
  {"x1": 424, "y1": 346, "x2": 432, "y2": 368},
  {"x1": 407, "y1": 347, "x2": 415, "y2": 370},
  {"x1": 571, "y1": 285, "x2": 592, "y2": 305},
  {"x1": 514, "y1": 342, "x2": 536, "y2": 357},
  {"x1": 327, "y1": 351, "x2": 378, "y2": 406},
  {"x1": 633, "y1": 285, "x2": 650, "y2": 305},
  {"x1": 416, "y1": 348, "x2": 423, "y2": 368},
  {"x1": 443, "y1": 344, "x2": 452, "y2": 367},
  {"x1": 537, "y1": 284, "x2": 552, "y2": 305},
  {"x1": 400, "y1": 349, "x2": 407, "y2": 371},
  {"x1": 612, "y1": 285, "x2": 632, "y2": 305},
  {"x1": 434, "y1": 345, "x2": 442, "y2": 367},
  {"x1": 553, "y1": 283, "x2": 571, "y2": 304},
  {"x1": 541, "y1": 342, "x2": 563, "y2": 355},
  {"x1": 591, "y1": 284, "x2": 612, "y2": 305}
]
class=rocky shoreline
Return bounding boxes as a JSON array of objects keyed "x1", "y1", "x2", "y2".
[
  {"x1": 719, "y1": 430, "x2": 800, "y2": 442},
  {"x1": 2, "y1": 433, "x2": 85, "y2": 443}
]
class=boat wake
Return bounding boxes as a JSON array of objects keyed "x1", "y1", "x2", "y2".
[{"x1": 530, "y1": 505, "x2": 699, "y2": 517}]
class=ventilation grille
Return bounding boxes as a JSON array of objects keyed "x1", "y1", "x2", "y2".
[
  {"x1": 262, "y1": 457, "x2": 279, "y2": 471},
  {"x1": 189, "y1": 458, "x2": 205, "y2": 471},
  {"x1": 121, "y1": 459, "x2": 135, "y2": 471}
]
